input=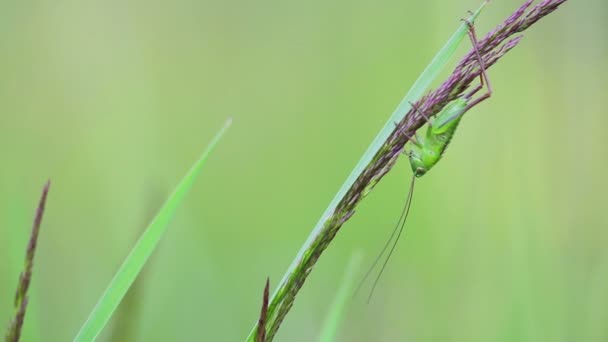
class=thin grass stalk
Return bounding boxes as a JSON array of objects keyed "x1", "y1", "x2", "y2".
[
  {"x1": 5, "y1": 181, "x2": 51, "y2": 342},
  {"x1": 256, "y1": 278, "x2": 270, "y2": 342},
  {"x1": 247, "y1": 1, "x2": 568, "y2": 340}
]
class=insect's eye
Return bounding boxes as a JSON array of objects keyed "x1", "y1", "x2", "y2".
[{"x1": 415, "y1": 168, "x2": 426, "y2": 177}]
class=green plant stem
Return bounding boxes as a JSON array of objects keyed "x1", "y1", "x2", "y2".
[{"x1": 245, "y1": 3, "x2": 488, "y2": 341}]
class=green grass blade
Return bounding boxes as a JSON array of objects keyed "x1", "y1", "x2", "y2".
[
  {"x1": 318, "y1": 252, "x2": 363, "y2": 342},
  {"x1": 74, "y1": 118, "x2": 232, "y2": 342},
  {"x1": 246, "y1": 2, "x2": 488, "y2": 340}
]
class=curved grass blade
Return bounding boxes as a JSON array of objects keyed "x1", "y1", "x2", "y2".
[
  {"x1": 74, "y1": 118, "x2": 232, "y2": 342},
  {"x1": 318, "y1": 252, "x2": 363, "y2": 342},
  {"x1": 246, "y1": 3, "x2": 489, "y2": 340}
]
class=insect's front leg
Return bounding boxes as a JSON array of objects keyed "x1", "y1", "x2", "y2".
[
  {"x1": 408, "y1": 101, "x2": 433, "y2": 127},
  {"x1": 393, "y1": 121, "x2": 421, "y2": 149}
]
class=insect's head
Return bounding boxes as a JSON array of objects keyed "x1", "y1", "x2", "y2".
[
  {"x1": 414, "y1": 167, "x2": 427, "y2": 177},
  {"x1": 408, "y1": 152, "x2": 428, "y2": 177}
]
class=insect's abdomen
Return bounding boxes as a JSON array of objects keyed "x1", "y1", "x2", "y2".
[
  {"x1": 409, "y1": 99, "x2": 468, "y2": 176},
  {"x1": 429, "y1": 116, "x2": 462, "y2": 157}
]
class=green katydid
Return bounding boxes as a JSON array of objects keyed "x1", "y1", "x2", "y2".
[{"x1": 356, "y1": 20, "x2": 493, "y2": 302}]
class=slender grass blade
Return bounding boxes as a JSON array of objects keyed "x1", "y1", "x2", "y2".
[{"x1": 74, "y1": 118, "x2": 232, "y2": 342}]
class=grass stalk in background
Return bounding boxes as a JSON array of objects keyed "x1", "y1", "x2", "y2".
[
  {"x1": 73, "y1": 118, "x2": 232, "y2": 342},
  {"x1": 5, "y1": 180, "x2": 50, "y2": 342},
  {"x1": 107, "y1": 191, "x2": 166, "y2": 342},
  {"x1": 247, "y1": 0, "x2": 568, "y2": 340},
  {"x1": 318, "y1": 252, "x2": 363, "y2": 342}
]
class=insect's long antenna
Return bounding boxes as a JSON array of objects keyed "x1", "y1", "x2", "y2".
[
  {"x1": 366, "y1": 174, "x2": 416, "y2": 303},
  {"x1": 352, "y1": 174, "x2": 416, "y2": 300}
]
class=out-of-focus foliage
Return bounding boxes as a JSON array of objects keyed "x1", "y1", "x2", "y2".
[{"x1": 0, "y1": 1, "x2": 604, "y2": 341}]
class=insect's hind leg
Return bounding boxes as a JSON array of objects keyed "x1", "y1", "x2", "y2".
[{"x1": 461, "y1": 17, "x2": 493, "y2": 112}]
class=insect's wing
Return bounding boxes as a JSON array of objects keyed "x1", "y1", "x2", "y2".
[
  {"x1": 433, "y1": 99, "x2": 468, "y2": 133},
  {"x1": 434, "y1": 111, "x2": 463, "y2": 132}
]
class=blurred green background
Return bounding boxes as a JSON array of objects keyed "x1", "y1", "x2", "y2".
[{"x1": 0, "y1": 0, "x2": 604, "y2": 341}]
